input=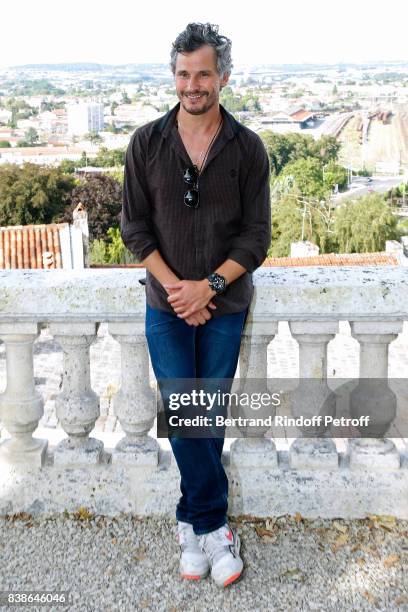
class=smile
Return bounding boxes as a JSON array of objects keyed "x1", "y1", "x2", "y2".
[{"x1": 185, "y1": 94, "x2": 205, "y2": 100}]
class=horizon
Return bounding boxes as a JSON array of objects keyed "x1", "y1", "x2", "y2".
[
  {"x1": 4, "y1": 59, "x2": 408, "y2": 70},
  {"x1": 1, "y1": 0, "x2": 407, "y2": 70}
]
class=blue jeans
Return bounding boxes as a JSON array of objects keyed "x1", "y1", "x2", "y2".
[{"x1": 145, "y1": 302, "x2": 248, "y2": 535}]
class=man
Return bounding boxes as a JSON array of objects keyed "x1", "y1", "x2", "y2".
[{"x1": 121, "y1": 22, "x2": 270, "y2": 588}]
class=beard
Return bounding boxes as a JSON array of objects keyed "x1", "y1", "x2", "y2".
[{"x1": 178, "y1": 91, "x2": 217, "y2": 115}]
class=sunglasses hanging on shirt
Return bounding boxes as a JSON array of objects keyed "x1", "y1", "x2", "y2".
[
  {"x1": 183, "y1": 165, "x2": 200, "y2": 208},
  {"x1": 181, "y1": 116, "x2": 223, "y2": 209}
]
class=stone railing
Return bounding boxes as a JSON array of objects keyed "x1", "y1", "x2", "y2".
[{"x1": 0, "y1": 267, "x2": 407, "y2": 518}]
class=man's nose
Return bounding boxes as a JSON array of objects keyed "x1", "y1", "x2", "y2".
[{"x1": 188, "y1": 75, "x2": 200, "y2": 90}]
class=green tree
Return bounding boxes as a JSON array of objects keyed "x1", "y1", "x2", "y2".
[
  {"x1": 280, "y1": 157, "x2": 329, "y2": 199},
  {"x1": 93, "y1": 146, "x2": 125, "y2": 167},
  {"x1": 23, "y1": 127, "x2": 40, "y2": 146},
  {"x1": 7, "y1": 111, "x2": 17, "y2": 129},
  {"x1": 312, "y1": 135, "x2": 341, "y2": 164},
  {"x1": 270, "y1": 192, "x2": 304, "y2": 257},
  {"x1": 104, "y1": 167, "x2": 124, "y2": 184},
  {"x1": 333, "y1": 194, "x2": 399, "y2": 252},
  {"x1": 0, "y1": 163, "x2": 75, "y2": 226},
  {"x1": 220, "y1": 86, "x2": 261, "y2": 113},
  {"x1": 85, "y1": 132, "x2": 103, "y2": 146},
  {"x1": 58, "y1": 156, "x2": 88, "y2": 174},
  {"x1": 89, "y1": 238, "x2": 107, "y2": 264},
  {"x1": 89, "y1": 227, "x2": 137, "y2": 264},
  {"x1": 284, "y1": 133, "x2": 316, "y2": 164},
  {"x1": 0, "y1": 140, "x2": 11, "y2": 148},
  {"x1": 259, "y1": 132, "x2": 340, "y2": 176},
  {"x1": 259, "y1": 132, "x2": 293, "y2": 176},
  {"x1": 270, "y1": 187, "x2": 337, "y2": 257},
  {"x1": 323, "y1": 162, "x2": 348, "y2": 193},
  {"x1": 106, "y1": 227, "x2": 137, "y2": 263},
  {"x1": 58, "y1": 160, "x2": 77, "y2": 174}
]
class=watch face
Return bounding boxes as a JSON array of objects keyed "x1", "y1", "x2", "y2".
[{"x1": 209, "y1": 273, "x2": 226, "y2": 293}]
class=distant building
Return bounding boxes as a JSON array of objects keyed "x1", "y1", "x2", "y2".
[
  {"x1": 290, "y1": 241, "x2": 320, "y2": 258},
  {"x1": 260, "y1": 109, "x2": 317, "y2": 131},
  {"x1": 0, "y1": 146, "x2": 88, "y2": 166},
  {"x1": 39, "y1": 109, "x2": 67, "y2": 138},
  {"x1": 67, "y1": 103, "x2": 104, "y2": 136},
  {"x1": 0, "y1": 109, "x2": 12, "y2": 124},
  {"x1": 110, "y1": 103, "x2": 160, "y2": 128}
]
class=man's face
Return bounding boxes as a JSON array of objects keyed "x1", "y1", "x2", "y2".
[{"x1": 174, "y1": 44, "x2": 229, "y2": 116}]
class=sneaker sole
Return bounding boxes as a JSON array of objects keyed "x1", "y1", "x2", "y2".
[
  {"x1": 223, "y1": 570, "x2": 243, "y2": 587},
  {"x1": 180, "y1": 572, "x2": 208, "y2": 581},
  {"x1": 180, "y1": 562, "x2": 210, "y2": 581},
  {"x1": 181, "y1": 574, "x2": 205, "y2": 580},
  {"x1": 214, "y1": 532, "x2": 244, "y2": 587}
]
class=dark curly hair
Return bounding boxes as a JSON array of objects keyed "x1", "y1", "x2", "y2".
[{"x1": 170, "y1": 22, "x2": 233, "y2": 76}]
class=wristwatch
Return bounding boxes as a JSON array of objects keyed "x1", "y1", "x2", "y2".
[{"x1": 207, "y1": 272, "x2": 227, "y2": 295}]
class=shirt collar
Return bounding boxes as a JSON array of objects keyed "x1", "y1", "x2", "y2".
[{"x1": 153, "y1": 102, "x2": 242, "y2": 140}]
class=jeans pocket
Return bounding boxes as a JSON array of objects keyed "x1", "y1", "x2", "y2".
[
  {"x1": 146, "y1": 319, "x2": 178, "y2": 337},
  {"x1": 208, "y1": 309, "x2": 248, "y2": 337},
  {"x1": 145, "y1": 305, "x2": 179, "y2": 337}
]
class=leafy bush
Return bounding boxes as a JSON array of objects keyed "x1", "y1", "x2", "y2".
[
  {"x1": 89, "y1": 227, "x2": 138, "y2": 264},
  {"x1": 333, "y1": 194, "x2": 399, "y2": 252},
  {"x1": 259, "y1": 132, "x2": 341, "y2": 177},
  {"x1": 270, "y1": 191, "x2": 399, "y2": 257},
  {"x1": 89, "y1": 239, "x2": 107, "y2": 264},
  {"x1": 0, "y1": 163, "x2": 75, "y2": 226},
  {"x1": 57, "y1": 174, "x2": 122, "y2": 241}
]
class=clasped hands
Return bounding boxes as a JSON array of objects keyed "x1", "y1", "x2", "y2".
[{"x1": 163, "y1": 280, "x2": 217, "y2": 327}]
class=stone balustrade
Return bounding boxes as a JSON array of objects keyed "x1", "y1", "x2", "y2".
[{"x1": 0, "y1": 267, "x2": 407, "y2": 518}]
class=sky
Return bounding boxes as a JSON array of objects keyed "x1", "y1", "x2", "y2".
[{"x1": 1, "y1": 0, "x2": 407, "y2": 68}]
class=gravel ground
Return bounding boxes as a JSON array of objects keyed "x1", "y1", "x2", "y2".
[{"x1": 0, "y1": 513, "x2": 407, "y2": 612}]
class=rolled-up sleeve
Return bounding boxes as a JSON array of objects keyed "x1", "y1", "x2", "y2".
[
  {"x1": 121, "y1": 130, "x2": 158, "y2": 261},
  {"x1": 227, "y1": 134, "x2": 271, "y2": 273}
]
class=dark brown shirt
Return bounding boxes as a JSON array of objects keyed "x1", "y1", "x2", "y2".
[{"x1": 121, "y1": 102, "x2": 271, "y2": 317}]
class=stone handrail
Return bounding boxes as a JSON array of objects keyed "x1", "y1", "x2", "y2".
[
  {"x1": 0, "y1": 266, "x2": 407, "y2": 321},
  {"x1": 0, "y1": 267, "x2": 407, "y2": 519}
]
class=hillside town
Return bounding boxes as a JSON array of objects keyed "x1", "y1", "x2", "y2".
[
  {"x1": 1, "y1": 60, "x2": 407, "y2": 174},
  {"x1": 1, "y1": 59, "x2": 408, "y2": 269}
]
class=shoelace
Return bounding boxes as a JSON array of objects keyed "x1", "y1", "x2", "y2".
[
  {"x1": 200, "y1": 529, "x2": 233, "y2": 565},
  {"x1": 178, "y1": 524, "x2": 198, "y2": 549}
]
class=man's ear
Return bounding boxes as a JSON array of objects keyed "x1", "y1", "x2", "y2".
[{"x1": 220, "y1": 72, "x2": 230, "y2": 89}]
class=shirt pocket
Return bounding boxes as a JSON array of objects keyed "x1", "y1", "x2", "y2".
[{"x1": 201, "y1": 165, "x2": 242, "y2": 219}]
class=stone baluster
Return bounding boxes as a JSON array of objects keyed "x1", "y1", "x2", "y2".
[
  {"x1": 49, "y1": 322, "x2": 103, "y2": 465},
  {"x1": 0, "y1": 323, "x2": 47, "y2": 467},
  {"x1": 348, "y1": 321, "x2": 402, "y2": 470},
  {"x1": 109, "y1": 322, "x2": 159, "y2": 467},
  {"x1": 288, "y1": 321, "x2": 339, "y2": 469},
  {"x1": 230, "y1": 319, "x2": 279, "y2": 469}
]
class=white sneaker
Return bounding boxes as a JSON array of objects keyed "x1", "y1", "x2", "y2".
[
  {"x1": 178, "y1": 521, "x2": 210, "y2": 580},
  {"x1": 198, "y1": 524, "x2": 243, "y2": 587}
]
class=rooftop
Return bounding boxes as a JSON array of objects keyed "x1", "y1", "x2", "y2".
[
  {"x1": 0, "y1": 223, "x2": 67, "y2": 269},
  {"x1": 263, "y1": 252, "x2": 398, "y2": 267}
]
